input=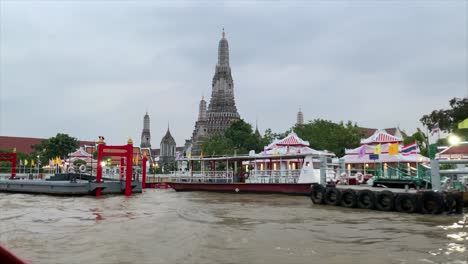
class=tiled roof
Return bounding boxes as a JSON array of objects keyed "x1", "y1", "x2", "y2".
[
  {"x1": 0, "y1": 136, "x2": 95, "y2": 154},
  {"x1": 439, "y1": 142, "x2": 468, "y2": 155}
]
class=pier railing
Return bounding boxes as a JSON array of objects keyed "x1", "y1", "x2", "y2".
[
  {"x1": 166, "y1": 171, "x2": 235, "y2": 183},
  {"x1": 247, "y1": 169, "x2": 301, "y2": 183},
  {"x1": 431, "y1": 159, "x2": 468, "y2": 191}
]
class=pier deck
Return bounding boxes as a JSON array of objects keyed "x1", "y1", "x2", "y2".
[{"x1": 0, "y1": 179, "x2": 142, "y2": 196}]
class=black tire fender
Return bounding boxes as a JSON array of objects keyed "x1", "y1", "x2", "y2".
[
  {"x1": 340, "y1": 189, "x2": 358, "y2": 208},
  {"x1": 310, "y1": 184, "x2": 325, "y2": 204},
  {"x1": 395, "y1": 193, "x2": 417, "y2": 213},
  {"x1": 324, "y1": 187, "x2": 342, "y2": 206},
  {"x1": 357, "y1": 189, "x2": 376, "y2": 209},
  {"x1": 421, "y1": 191, "x2": 444, "y2": 215},
  {"x1": 455, "y1": 192, "x2": 464, "y2": 214},
  {"x1": 444, "y1": 192, "x2": 463, "y2": 214},
  {"x1": 375, "y1": 190, "x2": 395, "y2": 211}
]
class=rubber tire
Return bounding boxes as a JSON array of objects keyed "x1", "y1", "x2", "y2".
[
  {"x1": 340, "y1": 189, "x2": 358, "y2": 208},
  {"x1": 455, "y1": 193, "x2": 464, "y2": 214},
  {"x1": 395, "y1": 193, "x2": 417, "y2": 213},
  {"x1": 310, "y1": 184, "x2": 325, "y2": 204},
  {"x1": 375, "y1": 190, "x2": 395, "y2": 211},
  {"x1": 324, "y1": 187, "x2": 342, "y2": 206},
  {"x1": 357, "y1": 190, "x2": 376, "y2": 209},
  {"x1": 421, "y1": 191, "x2": 444, "y2": 215},
  {"x1": 444, "y1": 192, "x2": 464, "y2": 214}
]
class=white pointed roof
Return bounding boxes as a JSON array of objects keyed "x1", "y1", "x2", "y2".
[
  {"x1": 360, "y1": 129, "x2": 403, "y2": 145},
  {"x1": 261, "y1": 132, "x2": 334, "y2": 156},
  {"x1": 69, "y1": 147, "x2": 92, "y2": 158},
  {"x1": 265, "y1": 132, "x2": 309, "y2": 150}
]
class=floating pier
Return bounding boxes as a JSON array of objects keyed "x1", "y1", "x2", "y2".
[{"x1": 0, "y1": 178, "x2": 142, "y2": 196}]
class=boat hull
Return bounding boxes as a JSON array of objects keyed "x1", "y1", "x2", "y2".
[{"x1": 168, "y1": 182, "x2": 312, "y2": 195}]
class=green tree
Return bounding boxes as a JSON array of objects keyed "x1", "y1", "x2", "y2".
[
  {"x1": 403, "y1": 128, "x2": 428, "y2": 156},
  {"x1": 293, "y1": 119, "x2": 363, "y2": 157},
  {"x1": 32, "y1": 133, "x2": 79, "y2": 163},
  {"x1": 202, "y1": 134, "x2": 234, "y2": 156},
  {"x1": 202, "y1": 120, "x2": 268, "y2": 156},
  {"x1": 420, "y1": 97, "x2": 468, "y2": 140}
]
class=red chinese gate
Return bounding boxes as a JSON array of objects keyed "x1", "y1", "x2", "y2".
[
  {"x1": 0, "y1": 150, "x2": 17, "y2": 179},
  {"x1": 96, "y1": 137, "x2": 133, "y2": 197}
]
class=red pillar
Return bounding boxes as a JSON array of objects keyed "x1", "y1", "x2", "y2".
[
  {"x1": 142, "y1": 156, "x2": 147, "y2": 189},
  {"x1": 96, "y1": 142, "x2": 104, "y2": 197},
  {"x1": 125, "y1": 143, "x2": 133, "y2": 197}
]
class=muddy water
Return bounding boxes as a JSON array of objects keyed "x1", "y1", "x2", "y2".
[{"x1": 0, "y1": 190, "x2": 467, "y2": 264}]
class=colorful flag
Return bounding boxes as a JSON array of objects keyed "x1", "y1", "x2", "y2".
[
  {"x1": 19, "y1": 159, "x2": 23, "y2": 166},
  {"x1": 401, "y1": 142, "x2": 418, "y2": 156},
  {"x1": 358, "y1": 145, "x2": 366, "y2": 158},
  {"x1": 24, "y1": 159, "x2": 28, "y2": 166},
  {"x1": 431, "y1": 123, "x2": 440, "y2": 135},
  {"x1": 458, "y1": 118, "x2": 468, "y2": 129},
  {"x1": 31, "y1": 160, "x2": 35, "y2": 167},
  {"x1": 374, "y1": 144, "x2": 381, "y2": 155},
  {"x1": 388, "y1": 143, "x2": 399, "y2": 155}
]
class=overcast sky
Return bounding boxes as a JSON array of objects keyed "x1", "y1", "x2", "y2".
[{"x1": 1, "y1": 0, "x2": 467, "y2": 146}]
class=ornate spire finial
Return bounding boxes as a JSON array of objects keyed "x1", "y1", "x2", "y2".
[
  {"x1": 128, "y1": 137, "x2": 133, "y2": 145},
  {"x1": 222, "y1": 27, "x2": 225, "y2": 38},
  {"x1": 98, "y1": 136, "x2": 105, "y2": 144}
]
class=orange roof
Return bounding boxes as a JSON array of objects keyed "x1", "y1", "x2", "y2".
[{"x1": 439, "y1": 143, "x2": 468, "y2": 155}]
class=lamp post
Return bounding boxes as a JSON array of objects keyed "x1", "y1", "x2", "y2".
[{"x1": 37, "y1": 155, "x2": 40, "y2": 177}]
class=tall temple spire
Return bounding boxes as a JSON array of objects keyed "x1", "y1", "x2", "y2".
[
  {"x1": 140, "y1": 112, "x2": 151, "y2": 148},
  {"x1": 255, "y1": 118, "x2": 261, "y2": 137},
  {"x1": 218, "y1": 28, "x2": 229, "y2": 66},
  {"x1": 207, "y1": 29, "x2": 239, "y2": 124},
  {"x1": 296, "y1": 107, "x2": 304, "y2": 126},
  {"x1": 190, "y1": 30, "x2": 241, "y2": 155},
  {"x1": 198, "y1": 96, "x2": 207, "y2": 121}
]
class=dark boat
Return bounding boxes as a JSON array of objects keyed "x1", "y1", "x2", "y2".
[{"x1": 169, "y1": 182, "x2": 313, "y2": 195}]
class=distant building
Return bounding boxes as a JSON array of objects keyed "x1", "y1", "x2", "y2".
[
  {"x1": 140, "y1": 112, "x2": 151, "y2": 148},
  {"x1": 254, "y1": 121, "x2": 261, "y2": 138},
  {"x1": 159, "y1": 126, "x2": 176, "y2": 170},
  {"x1": 296, "y1": 107, "x2": 304, "y2": 126},
  {"x1": 437, "y1": 142, "x2": 468, "y2": 160},
  {"x1": 190, "y1": 29, "x2": 241, "y2": 155}
]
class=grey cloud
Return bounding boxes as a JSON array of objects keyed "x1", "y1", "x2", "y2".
[{"x1": 1, "y1": 1, "x2": 466, "y2": 146}]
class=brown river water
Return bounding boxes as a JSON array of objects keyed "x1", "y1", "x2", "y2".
[{"x1": 0, "y1": 190, "x2": 467, "y2": 264}]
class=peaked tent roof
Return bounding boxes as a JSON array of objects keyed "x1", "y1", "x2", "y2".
[
  {"x1": 266, "y1": 132, "x2": 309, "y2": 150},
  {"x1": 360, "y1": 129, "x2": 403, "y2": 145},
  {"x1": 261, "y1": 132, "x2": 334, "y2": 157}
]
